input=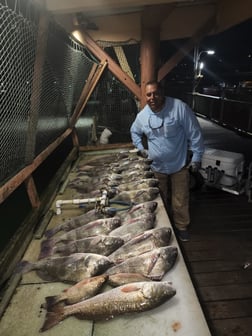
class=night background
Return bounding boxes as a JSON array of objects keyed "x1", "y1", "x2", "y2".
[
  {"x1": 117, "y1": 18, "x2": 252, "y2": 102},
  {"x1": 161, "y1": 18, "x2": 252, "y2": 101}
]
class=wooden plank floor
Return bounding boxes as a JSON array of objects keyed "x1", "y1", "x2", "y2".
[{"x1": 179, "y1": 118, "x2": 252, "y2": 336}]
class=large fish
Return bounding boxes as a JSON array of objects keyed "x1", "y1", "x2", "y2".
[
  {"x1": 40, "y1": 281, "x2": 176, "y2": 332},
  {"x1": 15, "y1": 253, "x2": 113, "y2": 283},
  {"x1": 40, "y1": 217, "x2": 121, "y2": 257},
  {"x1": 44, "y1": 209, "x2": 112, "y2": 238},
  {"x1": 111, "y1": 187, "x2": 159, "y2": 203},
  {"x1": 109, "y1": 214, "x2": 156, "y2": 242},
  {"x1": 68, "y1": 173, "x2": 123, "y2": 192},
  {"x1": 43, "y1": 274, "x2": 108, "y2": 309},
  {"x1": 105, "y1": 246, "x2": 178, "y2": 280},
  {"x1": 120, "y1": 170, "x2": 154, "y2": 182},
  {"x1": 116, "y1": 178, "x2": 159, "y2": 192},
  {"x1": 39, "y1": 235, "x2": 124, "y2": 259},
  {"x1": 109, "y1": 227, "x2": 172, "y2": 264},
  {"x1": 119, "y1": 201, "x2": 158, "y2": 221}
]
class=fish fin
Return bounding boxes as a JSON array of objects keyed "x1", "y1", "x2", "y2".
[
  {"x1": 44, "y1": 295, "x2": 62, "y2": 310},
  {"x1": 14, "y1": 260, "x2": 34, "y2": 274},
  {"x1": 40, "y1": 302, "x2": 65, "y2": 332},
  {"x1": 120, "y1": 284, "x2": 141, "y2": 293},
  {"x1": 38, "y1": 239, "x2": 55, "y2": 259}
]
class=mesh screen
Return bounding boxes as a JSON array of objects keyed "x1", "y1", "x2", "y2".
[
  {"x1": 0, "y1": 1, "x2": 139, "y2": 185},
  {"x1": 0, "y1": 1, "x2": 97, "y2": 184},
  {"x1": 0, "y1": 3, "x2": 37, "y2": 182},
  {"x1": 76, "y1": 69, "x2": 138, "y2": 145}
]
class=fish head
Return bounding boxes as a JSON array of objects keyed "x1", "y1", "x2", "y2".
[
  {"x1": 160, "y1": 246, "x2": 178, "y2": 266},
  {"x1": 142, "y1": 201, "x2": 158, "y2": 212},
  {"x1": 152, "y1": 227, "x2": 172, "y2": 245},
  {"x1": 149, "y1": 188, "x2": 160, "y2": 197},
  {"x1": 141, "y1": 281, "x2": 176, "y2": 301},
  {"x1": 110, "y1": 217, "x2": 121, "y2": 229}
]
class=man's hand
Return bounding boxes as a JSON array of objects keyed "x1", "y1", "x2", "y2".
[
  {"x1": 189, "y1": 161, "x2": 201, "y2": 173},
  {"x1": 138, "y1": 149, "x2": 149, "y2": 158}
]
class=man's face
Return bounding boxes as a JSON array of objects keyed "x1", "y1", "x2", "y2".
[{"x1": 145, "y1": 83, "x2": 165, "y2": 112}]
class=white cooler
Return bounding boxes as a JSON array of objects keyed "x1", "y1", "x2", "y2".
[{"x1": 200, "y1": 148, "x2": 244, "y2": 187}]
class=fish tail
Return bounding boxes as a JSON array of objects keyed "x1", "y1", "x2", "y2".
[
  {"x1": 14, "y1": 260, "x2": 34, "y2": 274},
  {"x1": 44, "y1": 295, "x2": 62, "y2": 310},
  {"x1": 38, "y1": 239, "x2": 55, "y2": 259},
  {"x1": 40, "y1": 302, "x2": 65, "y2": 332}
]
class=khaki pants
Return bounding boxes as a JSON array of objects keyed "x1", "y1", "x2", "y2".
[{"x1": 154, "y1": 167, "x2": 190, "y2": 230}]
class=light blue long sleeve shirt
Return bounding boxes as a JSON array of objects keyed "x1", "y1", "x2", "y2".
[{"x1": 130, "y1": 97, "x2": 205, "y2": 174}]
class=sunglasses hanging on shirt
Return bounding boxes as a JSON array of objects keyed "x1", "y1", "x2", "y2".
[{"x1": 148, "y1": 115, "x2": 164, "y2": 130}]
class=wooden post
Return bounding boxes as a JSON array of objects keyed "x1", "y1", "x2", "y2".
[{"x1": 140, "y1": 5, "x2": 174, "y2": 108}]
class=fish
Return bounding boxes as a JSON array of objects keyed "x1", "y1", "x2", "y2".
[
  {"x1": 105, "y1": 246, "x2": 178, "y2": 280},
  {"x1": 116, "y1": 178, "x2": 159, "y2": 192},
  {"x1": 15, "y1": 253, "x2": 113, "y2": 283},
  {"x1": 43, "y1": 274, "x2": 108, "y2": 309},
  {"x1": 40, "y1": 281, "x2": 176, "y2": 332},
  {"x1": 108, "y1": 273, "x2": 152, "y2": 287},
  {"x1": 40, "y1": 217, "x2": 121, "y2": 258},
  {"x1": 121, "y1": 170, "x2": 154, "y2": 182},
  {"x1": 109, "y1": 214, "x2": 156, "y2": 242},
  {"x1": 68, "y1": 172, "x2": 123, "y2": 193},
  {"x1": 109, "y1": 227, "x2": 172, "y2": 264},
  {"x1": 44, "y1": 209, "x2": 112, "y2": 238},
  {"x1": 111, "y1": 187, "x2": 159, "y2": 203},
  {"x1": 119, "y1": 200, "x2": 158, "y2": 221},
  {"x1": 39, "y1": 235, "x2": 124, "y2": 259}
]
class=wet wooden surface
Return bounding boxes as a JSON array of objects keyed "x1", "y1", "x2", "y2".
[{"x1": 179, "y1": 118, "x2": 252, "y2": 336}]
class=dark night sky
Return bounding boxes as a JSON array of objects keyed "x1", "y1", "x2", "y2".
[
  {"x1": 121, "y1": 18, "x2": 252, "y2": 93},
  {"x1": 201, "y1": 18, "x2": 252, "y2": 81}
]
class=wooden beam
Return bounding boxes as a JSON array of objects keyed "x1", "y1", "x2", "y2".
[
  {"x1": 140, "y1": 26, "x2": 160, "y2": 107},
  {"x1": 142, "y1": 4, "x2": 175, "y2": 28},
  {"x1": 158, "y1": 15, "x2": 216, "y2": 82},
  {"x1": 0, "y1": 147, "x2": 78, "y2": 289},
  {"x1": 25, "y1": 176, "x2": 41, "y2": 208},
  {"x1": 140, "y1": 4, "x2": 174, "y2": 107},
  {"x1": 70, "y1": 60, "x2": 108, "y2": 127},
  {"x1": 0, "y1": 128, "x2": 72, "y2": 204},
  {"x1": 69, "y1": 62, "x2": 98, "y2": 126},
  {"x1": 83, "y1": 31, "x2": 141, "y2": 100}
]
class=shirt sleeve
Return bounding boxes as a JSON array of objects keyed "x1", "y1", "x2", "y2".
[{"x1": 130, "y1": 116, "x2": 145, "y2": 151}]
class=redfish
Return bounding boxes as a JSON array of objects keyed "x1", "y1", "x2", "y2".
[{"x1": 40, "y1": 281, "x2": 176, "y2": 332}]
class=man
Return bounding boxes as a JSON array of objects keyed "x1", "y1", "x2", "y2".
[{"x1": 130, "y1": 80, "x2": 204, "y2": 241}]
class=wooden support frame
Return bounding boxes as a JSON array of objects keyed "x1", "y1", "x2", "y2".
[
  {"x1": 83, "y1": 31, "x2": 141, "y2": 100},
  {"x1": 0, "y1": 128, "x2": 72, "y2": 204},
  {"x1": 69, "y1": 62, "x2": 98, "y2": 126},
  {"x1": 24, "y1": 176, "x2": 41, "y2": 208},
  {"x1": 70, "y1": 60, "x2": 108, "y2": 127},
  {"x1": 0, "y1": 146, "x2": 78, "y2": 290},
  {"x1": 140, "y1": 4, "x2": 175, "y2": 107}
]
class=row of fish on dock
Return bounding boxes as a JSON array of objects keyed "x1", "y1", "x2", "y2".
[{"x1": 15, "y1": 151, "x2": 179, "y2": 332}]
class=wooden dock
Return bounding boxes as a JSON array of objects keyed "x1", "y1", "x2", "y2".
[{"x1": 179, "y1": 118, "x2": 252, "y2": 336}]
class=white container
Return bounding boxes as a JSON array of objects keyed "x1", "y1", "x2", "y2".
[{"x1": 200, "y1": 148, "x2": 244, "y2": 187}]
